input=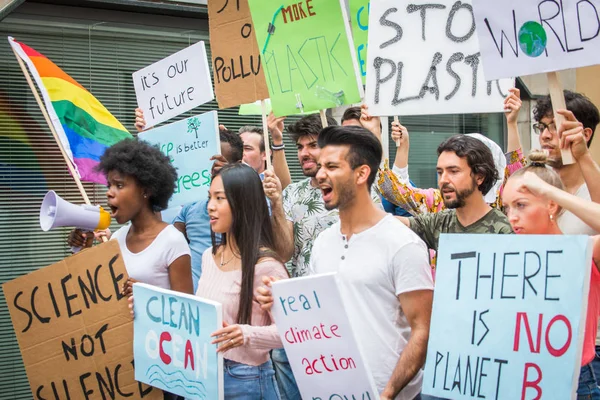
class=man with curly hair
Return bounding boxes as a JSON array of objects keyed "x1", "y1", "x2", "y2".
[
  {"x1": 396, "y1": 135, "x2": 513, "y2": 251},
  {"x1": 530, "y1": 90, "x2": 600, "y2": 235}
]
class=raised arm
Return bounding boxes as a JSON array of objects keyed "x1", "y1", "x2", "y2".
[
  {"x1": 505, "y1": 88, "x2": 522, "y2": 153},
  {"x1": 390, "y1": 120, "x2": 409, "y2": 172},
  {"x1": 268, "y1": 112, "x2": 292, "y2": 190},
  {"x1": 377, "y1": 167, "x2": 445, "y2": 216},
  {"x1": 518, "y1": 171, "x2": 600, "y2": 232},
  {"x1": 263, "y1": 169, "x2": 294, "y2": 262},
  {"x1": 558, "y1": 109, "x2": 600, "y2": 203}
]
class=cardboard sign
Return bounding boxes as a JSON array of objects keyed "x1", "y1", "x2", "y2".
[
  {"x1": 422, "y1": 234, "x2": 592, "y2": 400},
  {"x1": 208, "y1": 0, "x2": 270, "y2": 109},
  {"x1": 139, "y1": 111, "x2": 219, "y2": 208},
  {"x1": 247, "y1": 0, "x2": 364, "y2": 116},
  {"x1": 133, "y1": 42, "x2": 214, "y2": 128},
  {"x1": 1, "y1": 241, "x2": 161, "y2": 400},
  {"x1": 271, "y1": 273, "x2": 378, "y2": 400},
  {"x1": 132, "y1": 283, "x2": 223, "y2": 399},
  {"x1": 365, "y1": 0, "x2": 514, "y2": 116},
  {"x1": 349, "y1": 0, "x2": 370, "y2": 85},
  {"x1": 472, "y1": 0, "x2": 600, "y2": 81}
]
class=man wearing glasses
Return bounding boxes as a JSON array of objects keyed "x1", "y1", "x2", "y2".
[{"x1": 531, "y1": 90, "x2": 600, "y2": 235}]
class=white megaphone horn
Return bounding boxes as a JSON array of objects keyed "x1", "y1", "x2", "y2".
[{"x1": 39, "y1": 190, "x2": 111, "y2": 232}]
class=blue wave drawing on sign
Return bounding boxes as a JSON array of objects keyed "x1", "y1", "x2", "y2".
[{"x1": 146, "y1": 364, "x2": 207, "y2": 398}]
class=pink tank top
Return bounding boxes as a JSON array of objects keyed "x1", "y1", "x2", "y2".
[{"x1": 582, "y1": 262, "x2": 600, "y2": 366}]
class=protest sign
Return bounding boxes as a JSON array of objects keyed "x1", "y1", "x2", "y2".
[
  {"x1": 349, "y1": 0, "x2": 370, "y2": 84},
  {"x1": 365, "y1": 0, "x2": 514, "y2": 116},
  {"x1": 132, "y1": 283, "x2": 223, "y2": 399},
  {"x1": 247, "y1": 0, "x2": 363, "y2": 116},
  {"x1": 139, "y1": 111, "x2": 219, "y2": 208},
  {"x1": 208, "y1": 0, "x2": 270, "y2": 109},
  {"x1": 133, "y1": 41, "x2": 213, "y2": 128},
  {"x1": 422, "y1": 234, "x2": 592, "y2": 400},
  {"x1": 1, "y1": 241, "x2": 160, "y2": 400},
  {"x1": 271, "y1": 273, "x2": 378, "y2": 400},
  {"x1": 472, "y1": 0, "x2": 600, "y2": 81},
  {"x1": 239, "y1": 99, "x2": 272, "y2": 115}
]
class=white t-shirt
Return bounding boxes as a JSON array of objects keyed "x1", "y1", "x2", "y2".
[
  {"x1": 111, "y1": 224, "x2": 190, "y2": 289},
  {"x1": 559, "y1": 183, "x2": 598, "y2": 236},
  {"x1": 309, "y1": 214, "x2": 434, "y2": 400}
]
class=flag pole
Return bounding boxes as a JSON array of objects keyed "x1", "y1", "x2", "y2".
[{"x1": 11, "y1": 46, "x2": 92, "y2": 206}]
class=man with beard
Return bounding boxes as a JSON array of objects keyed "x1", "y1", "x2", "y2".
[
  {"x1": 397, "y1": 134, "x2": 512, "y2": 251},
  {"x1": 263, "y1": 114, "x2": 382, "y2": 400},
  {"x1": 262, "y1": 125, "x2": 434, "y2": 400},
  {"x1": 265, "y1": 113, "x2": 381, "y2": 276}
]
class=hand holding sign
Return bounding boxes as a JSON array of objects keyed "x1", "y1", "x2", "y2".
[
  {"x1": 263, "y1": 169, "x2": 283, "y2": 206},
  {"x1": 267, "y1": 112, "x2": 286, "y2": 145},
  {"x1": 135, "y1": 108, "x2": 146, "y2": 132},
  {"x1": 558, "y1": 109, "x2": 589, "y2": 161},
  {"x1": 391, "y1": 120, "x2": 409, "y2": 152},
  {"x1": 256, "y1": 275, "x2": 279, "y2": 311}
]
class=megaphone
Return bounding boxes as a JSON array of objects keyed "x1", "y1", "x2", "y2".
[{"x1": 40, "y1": 190, "x2": 111, "y2": 232}]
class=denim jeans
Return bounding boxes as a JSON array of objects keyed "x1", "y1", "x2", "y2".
[
  {"x1": 271, "y1": 348, "x2": 301, "y2": 400},
  {"x1": 224, "y1": 358, "x2": 281, "y2": 399},
  {"x1": 578, "y1": 363, "x2": 600, "y2": 400},
  {"x1": 593, "y1": 346, "x2": 600, "y2": 386}
]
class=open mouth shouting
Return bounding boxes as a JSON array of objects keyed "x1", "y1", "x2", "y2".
[
  {"x1": 320, "y1": 183, "x2": 333, "y2": 203},
  {"x1": 108, "y1": 204, "x2": 118, "y2": 218}
]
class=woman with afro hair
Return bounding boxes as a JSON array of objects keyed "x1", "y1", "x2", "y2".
[{"x1": 69, "y1": 138, "x2": 193, "y2": 295}]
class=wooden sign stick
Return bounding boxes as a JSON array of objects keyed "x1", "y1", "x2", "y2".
[
  {"x1": 547, "y1": 72, "x2": 574, "y2": 165},
  {"x1": 319, "y1": 109, "x2": 328, "y2": 128},
  {"x1": 393, "y1": 116, "x2": 401, "y2": 147},
  {"x1": 261, "y1": 99, "x2": 273, "y2": 170},
  {"x1": 380, "y1": 116, "x2": 390, "y2": 164}
]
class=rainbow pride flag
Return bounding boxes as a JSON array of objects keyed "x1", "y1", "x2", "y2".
[{"x1": 8, "y1": 36, "x2": 132, "y2": 185}]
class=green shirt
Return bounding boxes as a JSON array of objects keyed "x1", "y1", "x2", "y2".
[{"x1": 409, "y1": 208, "x2": 513, "y2": 251}]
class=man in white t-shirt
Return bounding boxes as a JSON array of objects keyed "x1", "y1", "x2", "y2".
[{"x1": 310, "y1": 125, "x2": 433, "y2": 400}]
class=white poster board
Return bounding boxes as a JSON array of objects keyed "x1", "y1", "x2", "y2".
[
  {"x1": 271, "y1": 273, "x2": 378, "y2": 400},
  {"x1": 365, "y1": 0, "x2": 514, "y2": 116},
  {"x1": 472, "y1": 0, "x2": 600, "y2": 81},
  {"x1": 133, "y1": 41, "x2": 214, "y2": 128},
  {"x1": 422, "y1": 234, "x2": 592, "y2": 400}
]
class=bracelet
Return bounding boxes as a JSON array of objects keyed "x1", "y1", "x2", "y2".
[{"x1": 271, "y1": 143, "x2": 285, "y2": 151}]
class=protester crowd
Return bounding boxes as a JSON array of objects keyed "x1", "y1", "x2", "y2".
[{"x1": 68, "y1": 89, "x2": 600, "y2": 400}]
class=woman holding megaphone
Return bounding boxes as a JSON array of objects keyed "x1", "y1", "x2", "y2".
[{"x1": 68, "y1": 138, "x2": 193, "y2": 297}]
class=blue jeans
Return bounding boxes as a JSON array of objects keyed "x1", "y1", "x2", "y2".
[
  {"x1": 224, "y1": 359, "x2": 281, "y2": 399},
  {"x1": 578, "y1": 363, "x2": 600, "y2": 400},
  {"x1": 271, "y1": 348, "x2": 301, "y2": 400},
  {"x1": 593, "y1": 346, "x2": 600, "y2": 386}
]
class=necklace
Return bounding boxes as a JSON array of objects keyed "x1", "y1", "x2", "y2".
[{"x1": 220, "y1": 248, "x2": 235, "y2": 267}]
